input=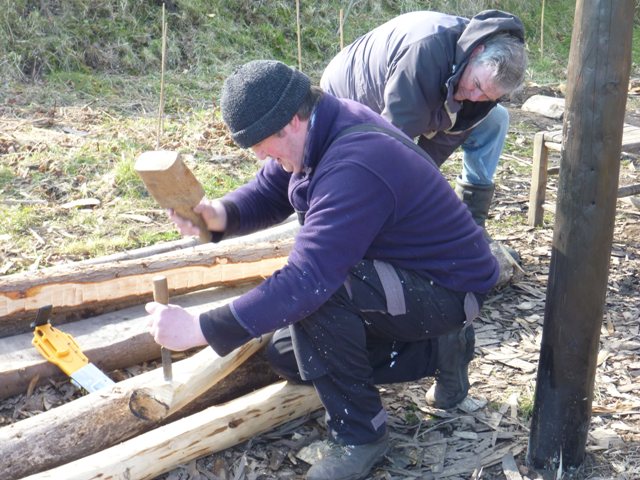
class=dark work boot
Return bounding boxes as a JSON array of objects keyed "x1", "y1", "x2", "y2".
[
  {"x1": 425, "y1": 324, "x2": 475, "y2": 409},
  {"x1": 455, "y1": 177, "x2": 520, "y2": 264},
  {"x1": 306, "y1": 431, "x2": 389, "y2": 480},
  {"x1": 455, "y1": 176, "x2": 494, "y2": 230}
]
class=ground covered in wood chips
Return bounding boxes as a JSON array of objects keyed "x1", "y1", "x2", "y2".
[{"x1": 1, "y1": 84, "x2": 640, "y2": 480}]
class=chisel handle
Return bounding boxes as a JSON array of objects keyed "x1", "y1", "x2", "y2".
[{"x1": 153, "y1": 276, "x2": 169, "y2": 305}]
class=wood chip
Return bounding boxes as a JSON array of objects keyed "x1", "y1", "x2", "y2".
[
  {"x1": 501, "y1": 452, "x2": 524, "y2": 480},
  {"x1": 60, "y1": 198, "x2": 101, "y2": 209}
]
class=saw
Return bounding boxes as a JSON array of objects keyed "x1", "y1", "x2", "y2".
[{"x1": 31, "y1": 305, "x2": 115, "y2": 393}]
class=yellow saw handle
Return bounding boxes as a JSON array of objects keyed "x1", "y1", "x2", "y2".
[{"x1": 32, "y1": 323, "x2": 89, "y2": 377}]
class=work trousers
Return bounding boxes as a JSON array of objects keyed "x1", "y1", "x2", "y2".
[{"x1": 265, "y1": 259, "x2": 483, "y2": 445}]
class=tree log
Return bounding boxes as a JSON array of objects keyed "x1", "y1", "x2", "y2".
[
  {"x1": 0, "y1": 282, "x2": 257, "y2": 400},
  {"x1": 0, "y1": 334, "x2": 272, "y2": 479},
  {"x1": 0, "y1": 237, "x2": 518, "y2": 400},
  {"x1": 1, "y1": 234, "x2": 518, "y2": 338},
  {"x1": 0, "y1": 238, "x2": 293, "y2": 337},
  {"x1": 22, "y1": 381, "x2": 321, "y2": 480},
  {"x1": 76, "y1": 214, "x2": 299, "y2": 266}
]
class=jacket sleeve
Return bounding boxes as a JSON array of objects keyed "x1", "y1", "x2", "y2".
[{"x1": 218, "y1": 158, "x2": 294, "y2": 239}]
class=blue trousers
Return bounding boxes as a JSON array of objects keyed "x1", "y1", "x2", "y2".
[
  {"x1": 461, "y1": 104, "x2": 509, "y2": 186},
  {"x1": 265, "y1": 259, "x2": 483, "y2": 445}
]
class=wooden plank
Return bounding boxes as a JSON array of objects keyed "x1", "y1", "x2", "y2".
[
  {"x1": 0, "y1": 282, "x2": 256, "y2": 400},
  {"x1": 0, "y1": 333, "x2": 273, "y2": 479},
  {"x1": 528, "y1": 131, "x2": 550, "y2": 227},
  {"x1": 76, "y1": 215, "x2": 298, "y2": 266},
  {"x1": 77, "y1": 237, "x2": 199, "y2": 265},
  {"x1": 621, "y1": 123, "x2": 640, "y2": 149},
  {"x1": 21, "y1": 382, "x2": 321, "y2": 480},
  {"x1": 0, "y1": 237, "x2": 293, "y2": 337}
]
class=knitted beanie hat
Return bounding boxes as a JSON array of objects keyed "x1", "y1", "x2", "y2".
[{"x1": 220, "y1": 60, "x2": 311, "y2": 148}]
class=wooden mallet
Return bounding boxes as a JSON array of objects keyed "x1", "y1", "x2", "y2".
[{"x1": 135, "y1": 150, "x2": 211, "y2": 243}]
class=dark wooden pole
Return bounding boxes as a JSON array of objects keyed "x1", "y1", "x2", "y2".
[{"x1": 527, "y1": 0, "x2": 634, "y2": 469}]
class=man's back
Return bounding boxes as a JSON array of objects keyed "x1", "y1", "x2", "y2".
[{"x1": 321, "y1": 11, "x2": 466, "y2": 119}]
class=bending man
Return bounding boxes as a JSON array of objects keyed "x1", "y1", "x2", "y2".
[{"x1": 321, "y1": 9, "x2": 527, "y2": 241}]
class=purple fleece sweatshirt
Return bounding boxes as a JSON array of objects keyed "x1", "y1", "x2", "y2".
[{"x1": 200, "y1": 94, "x2": 498, "y2": 355}]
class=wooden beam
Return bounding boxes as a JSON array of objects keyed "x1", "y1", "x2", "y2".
[
  {"x1": 77, "y1": 215, "x2": 298, "y2": 266},
  {"x1": 22, "y1": 382, "x2": 321, "y2": 480},
  {"x1": 1, "y1": 241, "x2": 519, "y2": 400},
  {"x1": 528, "y1": 0, "x2": 635, "y2": 469},
  {"x1": 0, "y1": 282, "x2": 257, "y2": 400},
  {"x1": 0, "y1": 237, "x2": 293, "y2": 337},
  {"x1": 0, "y1": 334, "x2": 272, "y2": 479}
]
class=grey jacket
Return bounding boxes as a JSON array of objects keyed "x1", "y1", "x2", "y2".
[{"x1": 320, "y1": 10, "x2": 525, "y2": 164}]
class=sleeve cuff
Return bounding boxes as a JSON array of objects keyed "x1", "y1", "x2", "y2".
[
  {"x1": 209, "y1": 200, "x2": 241, "y2": 243},
  {"x1": 199, "y1": 303, "x2": 253, "y2": 356}
]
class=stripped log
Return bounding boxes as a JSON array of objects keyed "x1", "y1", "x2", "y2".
[
  {"x1": 1, "y1": 232, "x2": 517, "y2": 338},
  {"x1": 0, "y1": 282, "x2": 256, "y2": 400},
  {"x1": 1, "y1": 242, "x2": 518, "y2": 399},
  {"x1": 22, "y1": 382, "x2": 321, "y2": 480},
  {"x1": 77, "y1": 214, "x2": 298, "y2": 265},
  {"x1": 0, "y1": 334, "x2": 272, "y2": 480},
  {"x1": 0, "y1": 237, "x2": 293, "y2": 337}
]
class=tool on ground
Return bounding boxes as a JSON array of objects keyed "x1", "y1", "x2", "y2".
[
  {"x1": 135, "y1": 150, "x2": 210, "y2": 243},
  {"x1": 152, "y1": 275, "x2": 173, "y2": 382},
  {"x1": 31, "y1": 305, "x2": 115, "y2": 393}
]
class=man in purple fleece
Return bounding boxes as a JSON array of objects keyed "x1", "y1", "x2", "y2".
[{"x1": 146, "y1": 60, "x2": 498, "y2": 480}]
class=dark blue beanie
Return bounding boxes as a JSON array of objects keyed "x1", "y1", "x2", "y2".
[{"x1": 220, "y1": 60, "x2": 311, "y2": 148}]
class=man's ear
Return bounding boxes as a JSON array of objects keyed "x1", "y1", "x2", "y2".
[
  {"x1": 287, "y1": 114, "x2": 306, "y2": 133},
  {"x1": 470, "y1": 44, "x2": 485, "y2": 58}
]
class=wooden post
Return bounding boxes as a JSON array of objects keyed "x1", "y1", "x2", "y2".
[
  {"x1": 339, "y1": 8, "x2": 344, "y2": 50},
  {"x1": 296, "y1": 0, "x2": 302, "y2": 71},
  {"x1": 539, "y1": 0, "x2": 545, "y2": 57},
  {"x1": 527, "y1": 0, "x2": 634, "y2": 469},
  {"x1": 156, "y1": 3, "x2": 167, "y2": 149}
]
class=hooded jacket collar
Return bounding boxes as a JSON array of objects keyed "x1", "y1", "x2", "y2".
[
  {"x1": 301, "y1": 93, "x2": 342, "y2": 172},
  {"x1": 454, "y1": 9, "x2": 525, "y2": 66}
]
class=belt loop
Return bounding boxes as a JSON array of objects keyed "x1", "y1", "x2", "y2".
[{"x1": 463, "y1": 292, "x2": 480, "y2": 326}]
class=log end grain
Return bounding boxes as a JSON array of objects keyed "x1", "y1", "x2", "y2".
[{"x1": 129, "y1": 387, "x2": 172, "y2": 422}]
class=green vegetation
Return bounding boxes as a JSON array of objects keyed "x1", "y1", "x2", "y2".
[
  {"x1": 0, "y1": 1, "x2": 638, "y2": 273},
  {"x1": 518, "y1": 392, "x2": 535, "y2": 421},
  {"x1": 3, "y1": 1, "x2": 631, "y2": 86}
]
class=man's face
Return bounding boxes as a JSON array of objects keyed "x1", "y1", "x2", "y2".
[
  {"x1": 251, "y1": 123, "x2": 305, "y2": 174},
  {"x1": 454, "y1": 62, "x2": 506, "y2": 103}
]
